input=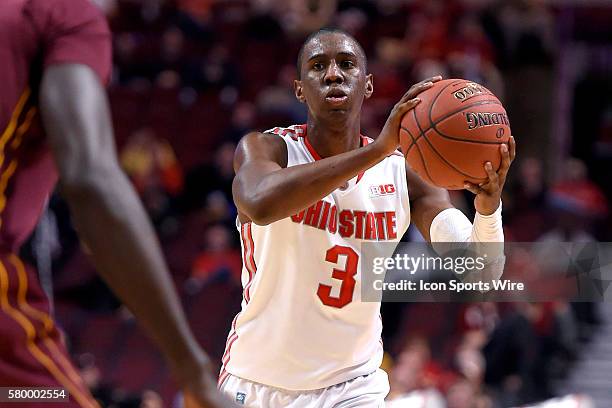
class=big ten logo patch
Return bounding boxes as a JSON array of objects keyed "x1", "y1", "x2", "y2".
[
  {"x1": 369, "y1": 184, "x2": 396, "y2": 198},
  {"x1": 236, "y1": 392, "x2": 246, "y2": 404}
]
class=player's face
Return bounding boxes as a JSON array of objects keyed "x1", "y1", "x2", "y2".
[{"x1": 294, "y1": 33, "x2": 373, "y2": 120}]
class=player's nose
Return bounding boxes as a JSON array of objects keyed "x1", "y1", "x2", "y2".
[{"x1": 324, "y1": 61, "x2": 343, "y2": 85}]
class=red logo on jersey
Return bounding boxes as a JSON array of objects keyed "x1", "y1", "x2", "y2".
[
  {"x1": 290, "y1": 200, "x2": 397, "y2": 241},
  {"x1": 369, "y1": 184, "x2": 396, "y2": 198}
]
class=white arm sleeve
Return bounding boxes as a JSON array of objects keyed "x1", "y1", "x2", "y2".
[
  {"x1": 429, "y1": 201, "x2": 504, "y2": 243},
  {"x1": 429, "y1": 201, "x2": 505, "y2": 284}
]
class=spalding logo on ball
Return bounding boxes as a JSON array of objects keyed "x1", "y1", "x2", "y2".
[{"x1": 400, "y1": 79, "x2": 511, "y2": 190}]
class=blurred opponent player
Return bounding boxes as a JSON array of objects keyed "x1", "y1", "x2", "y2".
[
  {"x1": 220, "y1": 28, "x2": 516, "y2": 407},
  {"x1": 0, "y1": 1, "x2": 235, "y2": 407}
]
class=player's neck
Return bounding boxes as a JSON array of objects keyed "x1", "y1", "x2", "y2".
[{"x1": 306, "y1": 117, "x2": 361, "y2": 158}]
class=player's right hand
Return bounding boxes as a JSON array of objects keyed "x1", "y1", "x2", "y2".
[{"x1": 374, "y1": 76, "x2": 442, "y2": 156}]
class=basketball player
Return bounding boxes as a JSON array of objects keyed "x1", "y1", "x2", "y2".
[
  {"x1": 0, "y1": 1, "x2": 234, "y2": 407},
  {"x1": 219, "y1": 28, "x2": 515, "y2": 407}
]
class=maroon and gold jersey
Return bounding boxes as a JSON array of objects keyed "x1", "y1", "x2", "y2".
[
  {"x1": 0, "y1": 0, "x2": 111, "y2": 252},
  {"x1": 0, "y1": 1, "x2": 110, "y2": 406}
]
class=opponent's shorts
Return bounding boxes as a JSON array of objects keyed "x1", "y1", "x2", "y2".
[{"x1": 0, "y1": 253, "x2": 99, "y2": 408}]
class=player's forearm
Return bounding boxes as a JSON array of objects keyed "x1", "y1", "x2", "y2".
[
  {"x1": 61, "y1": 167, "x2": 206, "y2": 371},
  {"x1": 235, "y1": 142, "x2": 388, "y2": 225},
  {"x1": 429, "y1": 203, "x2": 505, "y2": 283}
]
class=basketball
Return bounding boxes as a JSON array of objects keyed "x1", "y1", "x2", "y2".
[{"x1": 400, "y1": 79, "x2": 511, "y2": 190}]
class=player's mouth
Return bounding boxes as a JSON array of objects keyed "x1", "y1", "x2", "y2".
[{"x1": 325, "y1": 88, "x2": 348, "y2": 106}]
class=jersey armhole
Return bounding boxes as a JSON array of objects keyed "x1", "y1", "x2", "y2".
[
  {"x1": 262, "y1": 130, "x2": 291, "y2": 168},
  {"x1": 398, "y1": 158, "x2": 411, "y2": 216}
]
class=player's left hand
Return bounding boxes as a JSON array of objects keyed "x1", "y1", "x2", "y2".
[{"x1": 464, "y1": 135, "x2": 516, "y2": 215}]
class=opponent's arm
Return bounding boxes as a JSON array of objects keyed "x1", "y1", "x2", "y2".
[
  {"x1": 40, "y1": 64, "x2": 232, "y2": 408},
  {"x1": 408, "y1": 136, "x2": 515, "y2": 243},
  {"x1": 234, "y1": 78, "x2": 439, "y2": 225}
]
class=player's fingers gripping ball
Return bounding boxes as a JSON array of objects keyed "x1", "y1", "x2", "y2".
[{"x1": 399, "y1": 79, "x2": 511, "y2": 190}]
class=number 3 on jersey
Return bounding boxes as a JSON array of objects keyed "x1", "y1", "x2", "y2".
[{"x1": 317, "y1": 245, "x2": 358, "y2": 308}]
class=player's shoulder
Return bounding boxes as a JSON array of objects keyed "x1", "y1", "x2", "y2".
[
  {"x1": 238, "y1": 130, "x2": 286, "y2": 147},
  {"x1": 235, "y1": 129, "x2": 289, "y2": 168},
  {"x1": 388, "y1": 149, "x2": 405, "y2": 162}
]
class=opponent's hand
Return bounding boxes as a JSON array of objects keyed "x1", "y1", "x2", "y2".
[
  {"x1": 176, "y1": 358, "x2": 239, "y2": 408},
  {"x1": 464, "y1": 136, "x2": 516, "y2": 215},
  {"x1": 373, "y1": 75, "x2": 442, "y2": 157}
]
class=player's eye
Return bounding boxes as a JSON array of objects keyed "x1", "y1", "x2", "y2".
[
  {"x1": 340, "y1": 60, "x2": 355, "y2": 69},
  {"x1": 313, "y1": 62, "x2": 324, "y2": 71}
]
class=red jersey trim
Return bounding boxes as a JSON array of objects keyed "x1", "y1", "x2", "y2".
[
  {"x1": 241, "y1": 223, "x2": 257, "y2": 302},
  {"x1": 356, "y1": 136, "x2": 371, "y2": 184},
  {"x1": 219, "y1": 314, "x2": 239, "y2": 387},
  {"x1": 219, "y1": 222, "x2": 258, "y2": 387},
  {"x1": 304, "y1": 134, "x2": 322, "y2": 161},
  {"x1": 267, "y1": 125, "x2": 375, "y2": 183}
]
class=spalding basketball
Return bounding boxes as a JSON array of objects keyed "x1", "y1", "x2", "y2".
[{"x1": 400, "y1": 79, "x2": 511, "y2": 190}]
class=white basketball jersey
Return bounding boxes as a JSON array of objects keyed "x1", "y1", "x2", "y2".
[{"x1": 219, "y1": 124, "x2": 410, "y2": 391}]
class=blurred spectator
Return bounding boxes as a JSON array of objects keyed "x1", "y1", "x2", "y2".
[
  {"x1": 413, "y1": 58, "x2": 450, "y2": 83},
  {"x1": 154, "y1": 26, "x2": 187, "y2": 88},
  {"x1": 201, "y1": 191, "x2": 234, "y2": 225},
  {"x1": 496, "y1": 0, "x2": 556, "y2": 66},
  {"x1": 404, "y1": 0, "x2": 459, "y2": 61},
  {"x1": 180, "y1": 142, "x2": 236, "y2": 214},
  {"x1": 387, "y1": 337, "x2": 451, "y2": 405},
  {"x1": 507, "y1": 157, "x2": 549, "y2": 241},
  {"x1": 184, "y1": 45, "x2": 239, "y2": 91},
  {"x1": 77, "y1": 353, "x2": 159, "y2": 407},
  {"x1": 190, "y1": 224, "x2": 242, "y2": 284},
  {"x1": 483, "y1": 302, "x2": 567, "y2": 405},
  {"x1": 252, "y1": 0, "x2": 337, "y2": 36},
  {"x1": 256, "y1": 64, "x2": 307, "y2": 126},
  {"x1": 177, "y1": 0, "x2": 213, "y2": 27},
  {"x1": 448, "y1": 14, "x2": 495, "y2": 64},
  {"x1": 535, "y1": 159, "x2": 608, "y2": 342},
  {"x1": 140, "y1": 390, "x2": 164, "y2": 408},
  {"x1": 445, "y1": 378, "x2": 483, "y2": 408},
  {"x1": 335, "y1": 6, "x2": 369, "y2": 37},
  {"x1": 91, "y1": 0, "x2": 118, "y2": 17},
  {"x1": 550, "y1": 158, "x2": 608, "y2": 216},
  {"x1": 224, "y1": 101, "x2": 256, "y2": 144},
  {"x1": 121, "y1": 127, "x2": 184, "y2": 226},
  {"x1": 113, "y1": 32, "x2": 150, "y2": 86},
  {"x1": 540, "y1": 158, "x2": 608, "y2": 242},
  {"x1": 121, "y1": 128, "x2": 184, "y2": 196},
  {"x1": 370, "y1": 37, "x2": 410, "y2": 102}
]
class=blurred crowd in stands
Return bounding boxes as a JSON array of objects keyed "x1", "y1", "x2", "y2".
[{"x1": 24, "y1": 0, "x2": 612, "y2": 406}]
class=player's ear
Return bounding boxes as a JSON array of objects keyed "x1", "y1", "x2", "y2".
[
  {"x1": 364, "y1": 74, "x2": 374, "y2": 99},
  {"x1": 294, "y1": 79, "x2": 306, "y2": 103}
]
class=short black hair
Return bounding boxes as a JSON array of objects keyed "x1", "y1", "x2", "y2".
[{"x1": 296, "y1": 28, "x2": 367, "y2": 79}]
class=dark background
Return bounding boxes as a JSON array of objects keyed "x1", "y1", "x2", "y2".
[{"x1": 25, "y1": 0, "x2": 612, "y2": 407}]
